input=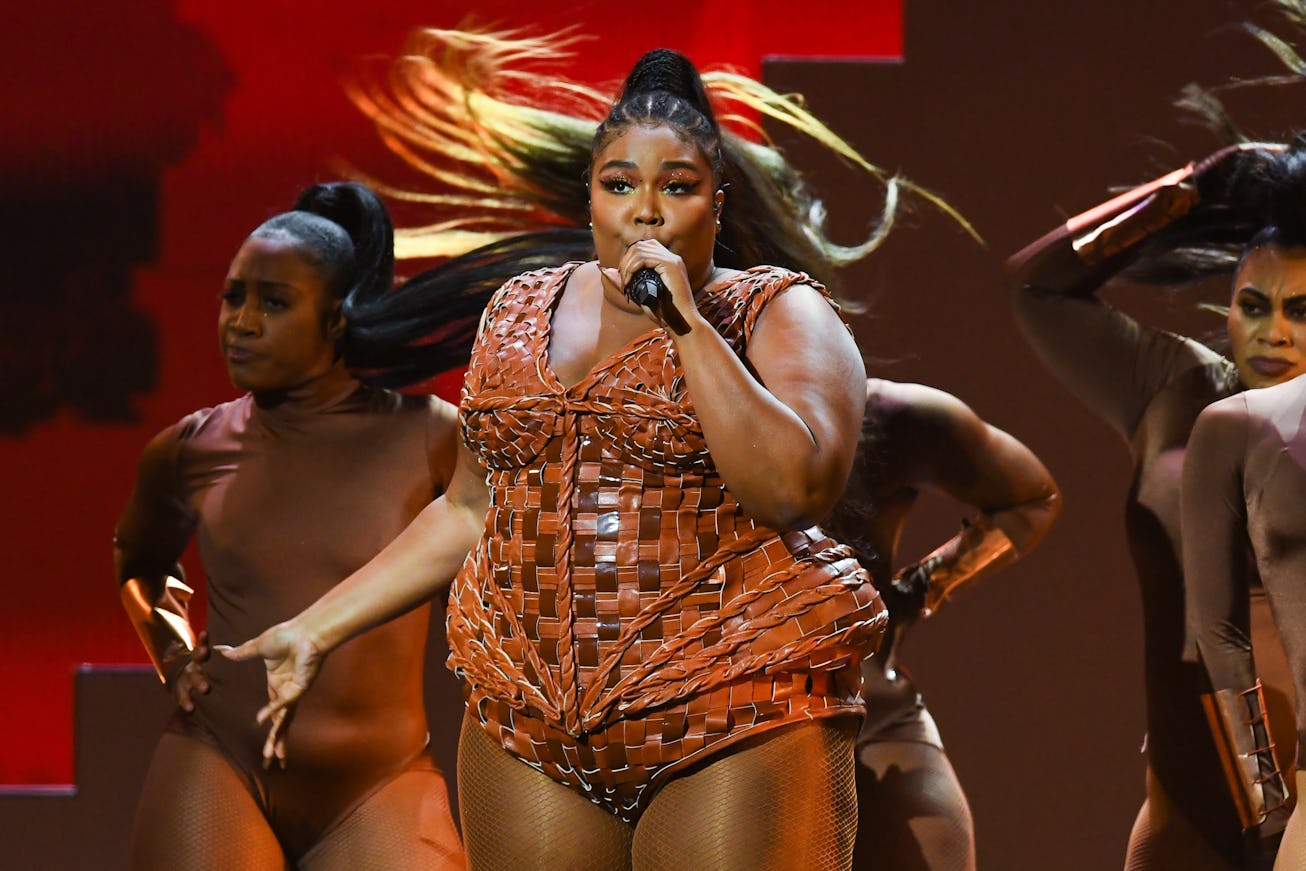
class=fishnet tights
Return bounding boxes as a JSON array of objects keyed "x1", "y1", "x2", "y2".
[
  {"x1": 129, "y1": 732, "x2": 464, "y2": 870},
  {"x1": 852, "y1": 741, "x2": 974, "y2": 871},
  {"x1": 458, "y1": 714, "x2": 858, "y2": 871},
  {"x1": 1124, "y1": 769, "x2": 1240, "y2": 871},
  {"x1": 457, "y1": 715, "x2": 633, "y2": 870},
  {"x1": 1274, "y1": 775, "x2": 1306, "y2": 871},
  {"x1": 131, "y1": 732, "x2": 287, "y2": 870},
  {"x1": 300, "y1": 767, "x2": 466, "y2": 870}
]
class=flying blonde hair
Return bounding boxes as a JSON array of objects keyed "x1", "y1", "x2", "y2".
[{"x1": 345, "y1": 27, "x2": 976, "y2": 276}]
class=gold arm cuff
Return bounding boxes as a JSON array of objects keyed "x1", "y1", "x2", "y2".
[
  {"x1": 1070, "y1": 178, "x2": 1199, "y2": 266},
  {"x1": 921, "y1": 516, "x2": 1018, "y2": 616},
  {"x1": 120, "y1": 575, "x2": 198, "y2": 685}
]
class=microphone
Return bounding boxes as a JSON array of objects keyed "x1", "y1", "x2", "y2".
[
  {"x1": 625, "y1": 267, "x2": 664, "y2": 307},
  {"x1": 623, "y1": 265, "x2": 690, "y2": 335}
]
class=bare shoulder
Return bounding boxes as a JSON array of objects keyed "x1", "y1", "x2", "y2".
[
  {"x1": 746, "y1": 280, "x2": 861, "y2": 375},
  {"x1": 417, "y1": 393, "x2": 462, "y2": 474},
  {"x1": 1242, "y1": 373, "x2": 1306, "y2": 420},
  {"x1": 1196, "y1": 392, "x2": 1251, "y2": 425},
  {"x1": 751, "y1": 279, "x2": 841, "y2": 327}
]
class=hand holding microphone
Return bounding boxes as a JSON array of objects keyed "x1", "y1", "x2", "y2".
[{"x1": 624, "y1": 265, "x2": 690, "y2": 335}]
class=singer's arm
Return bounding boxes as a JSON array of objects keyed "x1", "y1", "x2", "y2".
[{"x1": 681, "y1": 283, "x2": 863, "y2": 528}]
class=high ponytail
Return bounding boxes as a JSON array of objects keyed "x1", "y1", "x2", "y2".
[
  {"x1": 293, "y1": 182, "x2": 395, "y2": 308},
  {"x1": 593, "y1": 50, "x2": 722, "y2": 179},
  {"x1": 253, "y1": 181, "x2": 398, "y2": 370},
  {"x1": 618, "y1": 48, "x2": 717, "y2": 121},
  {"x1": 329, "y1": 28, "x2": 973, "y2": 385}
]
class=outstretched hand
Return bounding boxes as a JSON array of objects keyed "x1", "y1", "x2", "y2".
[{"x1": 218, "y1": 622, "x2": 324, "y2": 769}]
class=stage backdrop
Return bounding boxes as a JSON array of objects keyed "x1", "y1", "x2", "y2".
[{"x1": 5, "y1": 1, "x2": 1305, "y2": 869}]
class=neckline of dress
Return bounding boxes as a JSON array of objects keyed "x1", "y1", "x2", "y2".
[{"x1": 537, "y1": 260, "x2": 750, "y2": 393}]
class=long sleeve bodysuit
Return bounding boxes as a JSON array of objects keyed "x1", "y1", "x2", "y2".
[
  {"x1": 115, "y1": 367, "x2": 465, "y2": 867},
  {"x1": 1014, "y1": 278, "x2": 1297, "y2": 867},
  {"x1": 1185, "y1": 376, "x2": 1306, "y2": 763}
]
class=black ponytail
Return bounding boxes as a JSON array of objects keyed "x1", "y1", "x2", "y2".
[
  {"x1": 616, "y1": 49, "x2": 717, "y2": 129},
  {"x1": 1117, "y1": 1, "x2": 1306, "y2": 284},
  {"x1": 251, "y1": 182, "x2": 396, "y2": 368},
  {"x1": 293, "y1": 182, "x2": 395, "y2": 307},
  {"x1": 345, "y1": 228, "x2": 594, "y2": 386}
]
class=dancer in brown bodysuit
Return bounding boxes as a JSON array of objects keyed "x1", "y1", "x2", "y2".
[
  {"x1": 1185, "y1": 259, "x2": 1306, "y2": 868},
  {"x1": 115, "y1": 183, "x2": 465, "y2": 869},
  {"x1": 822, "y1": 380, "x2": 1060, "y2": 871},
  {"x1": 226, "y1": 49, "x2": 895, "y2": 871},
  {"x1": 1008, "y1": 141, "x2": 1304, "y2": 868}
]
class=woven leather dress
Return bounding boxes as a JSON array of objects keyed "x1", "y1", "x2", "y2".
[{"x1": 448, "y1": 262, "x2": 887, "y2": 821}]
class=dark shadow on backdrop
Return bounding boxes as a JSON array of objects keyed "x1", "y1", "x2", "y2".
[{"x1": 0, "y1": 0, "x2": 231, "y2": 433}]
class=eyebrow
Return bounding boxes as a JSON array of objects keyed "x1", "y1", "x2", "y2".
[
  {"x1": 224, "y1": 278, "x2": 299, "y2": 290},
  {"x1": 1238, "y1": 287, "x2": 1306, "y2": 305},
  {"x1": 597, "y1": 159, "x2": 704, "y2": 173}
]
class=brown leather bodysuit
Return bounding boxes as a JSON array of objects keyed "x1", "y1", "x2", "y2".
[{"x1": 447, "y1": 262, "x2": 886, "y2": 822}]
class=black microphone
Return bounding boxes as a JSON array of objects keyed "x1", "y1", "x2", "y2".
[{"x1": 625, "y1": 267, "x2": 664, "y2": 307}]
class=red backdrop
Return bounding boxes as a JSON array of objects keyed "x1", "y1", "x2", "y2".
[{"x1": 0, "y1": 0, "x2": 900, "y2": 786}]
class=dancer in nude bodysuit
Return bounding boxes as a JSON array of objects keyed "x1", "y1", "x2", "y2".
[
  {"x1": 225, "y1": 48, "x2": 907, "y2": 871},
  {"x1": 822, "y1": 381, "x2": 1059, "y2": 871},
  {"x1": 1186, "y1": 342, "x2": 1306, "y2": 870},
  {"x1": 1008, "y1": 140, "x2": 1304, "y2": 868},
  {"x1": 1182, "y1": 145, "x2": 1306, "y2": 870},
  {"x1": 115, "y1": 183, "x2": 465, "y2": 869}
]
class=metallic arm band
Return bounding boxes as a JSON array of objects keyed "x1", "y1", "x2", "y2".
[
  {"x1": 1202, "y1": 681, "x2": 1290, "y2": 835},
  {"x1": 891, "y1": 514, "x2": 1018, "y2": 619},
  {"x1": 1070, "y1": 176, "x2": 1200, "y2": 266},
  {"x1": 120, "y1": 575, "x2": 197, "y2": 685}
]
